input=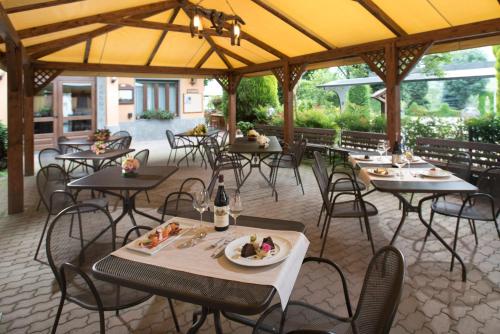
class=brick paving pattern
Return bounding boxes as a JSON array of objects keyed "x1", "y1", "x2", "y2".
[{"x1": 0, "y1": 143, "x2": 499, "y2": 333}]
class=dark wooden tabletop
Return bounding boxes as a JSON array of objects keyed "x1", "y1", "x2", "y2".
[
  {"x1": 228, "y1": 136, "x2": 282, "y2": 154},
  {"x1": 67, "y1": 166, "x2": 178, "y2": 191},
  {"x1": 176, "y1": 129, "x2": 220, "y2": 137},
  {"x1": 58, "y1": 136, "x2": 125, "y2": 146},
  {"x1": 92, "y1": 215, "x2": 305, "y2": 315},
  {"x1": 55, "y1": 148, "x2": 134, "y2": 161}
]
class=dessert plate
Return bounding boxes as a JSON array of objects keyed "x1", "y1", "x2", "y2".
[
  {"x1": 366, "y1": 168, "x2": 394, "y2": 177},
  {"x1": 352, "y1": 155, "x2": 373, "y2": 161},
  {"x1": 420, "y1": 170, "x2": 451, "y2": 178},
  {"x1": 224, "y1": 235, "x2": 291, "y2": 267}
]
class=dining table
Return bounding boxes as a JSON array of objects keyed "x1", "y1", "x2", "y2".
[
  {"x1": 351, "y1": 154, "x2": 477, "y2": 281},
  {"x1": 55, "y1": 148, "x2": 134, "y2": 172},
  {"x1": 58, "y1": 135, "x2": 126, "y2": 151},
  {"x1": 228, "y1": 136, "x2": 283, "y2": 201},
  {"x1": 92, "y1": 213, "x2": 307, "y2": 334},
  {"x1": 176, "y1": 128, "x2": 220, "y2": 167}
]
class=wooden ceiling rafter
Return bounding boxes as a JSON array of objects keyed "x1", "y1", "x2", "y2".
[
  {"x1": 355, "y1": 0, "x2": 406, "y2": 37},
  {"x1": 146, "y1": 6, "x2": 181, "y2": 66},
  {"x1": 250, "y1": 0, "x2": 334, "y2": 50},
  {"x1": 203, "y1": 34, "x2": 233, "y2": 69},
  {"x1": 83, "y1": 38, "x2": 91, "y2": 63},
  {"x1": 195, "y1": 48, "x2": 214, "y2": 68},
  {"x1": 27, "y1": 7, "x2": 170, "y2": 59},
  {"x1": 13, "y1": 0, "x2": 179, "y2": 40},
  {"x1": 5, "y1": 0, "x2": 84, "y2": 14}
]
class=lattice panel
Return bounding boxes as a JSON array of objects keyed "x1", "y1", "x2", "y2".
[
  {"x1": 214, "y1": 74, "x2": 230, "y2": 93},
  {"x1": 398, "y1": 42, "x2": 431, "y2": 81},
  {"x1": 33, "y1": 69, "x2": 61, "y2": 94},
  {"x1": 272, "y1": 67, "x2": 285, "y2": 87},
  {"x1": 361, "y1": 49, "x2": 386, "y2": 81},
  {"x1": 272, "y1": 64, "x2": 306, "y2": 90}
]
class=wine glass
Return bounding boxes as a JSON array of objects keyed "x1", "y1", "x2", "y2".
[
  {"x1": 394, "y1": 156, "x2": 407, "y2": 179},
  {"x1": 229, "y1": 191, "x2": 243, "y2": 226},
  {"x1": 383, "y1": 140, "x2": 390, "y2": 157},
  {"x1": 377, "y1": 141, "x2": 386, "y2": 161},
  {"x1": 404, "y1": 148, "x2": 414, "y2": 176},
  {"x1": 192, "y1": 189, "x2": 209, "y2": 238}
]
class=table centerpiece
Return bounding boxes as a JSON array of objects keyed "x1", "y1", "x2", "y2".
[{"x1": 122, "y1": 156, "x2": 140, "y2": 177}]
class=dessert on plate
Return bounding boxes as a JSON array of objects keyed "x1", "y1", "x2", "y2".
[{"x1": 240, "y1": 235, "x2": 276, "y2": 259}]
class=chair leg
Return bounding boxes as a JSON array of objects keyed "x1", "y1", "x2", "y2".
[
  {"x1": 167, "y1": 150, "x2": 173, "y2": 166},
  {"x1": 51, "y1": 291, "x2": 66, "y2": 334},
  {"x1": 450, "y1": 218, "x2": 462, "y2": 272},
  {"x1": 494, "y1": 218, "x2": 500, "y2": 240},
  {"x1": 145, "y1": 191, "x2": 151, "y2": 203},
  {"x1": 36, "y1": 198, "x2": 42, "y2": 211},
  {"x1": 363, "y1": 215, "x2": 376, "y2": 255},
  {"x1": 295, "y1": 167, "x2": 305, "y2": 195},
  {"x1": 293, "y1": 167, "x2": 299, "y2": 185},
  {"x1": 167, "y1": 298, "x2": 181, "y2": 332},
  {"x1": 34, "y1": 214, "x2": 52, "y2": 262},
  {"x1": 320, "y1": 211, "x2": 329, "y2": 239},
  {"x1": 98, "y1": 305, "x2": 105, "y2": 334},
  {"x1": 320, "y1": 214, "x2": 333, "y2": 257},
  {"x1": 468, "y1": 219, "x2": 478, "y2": 245},
  {"x1": 424, "y1": 210, "x2": 435, "y2": 242},
  {"x1": 317, "y1": 203, "x2": 325, "y2": 227}
]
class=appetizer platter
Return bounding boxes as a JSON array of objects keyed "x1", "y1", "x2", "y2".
[
  {"x1": 366, "y1": 167, "x2": 393, "y2": 177},
  {"x1": 126, "y1": 221, "x2": 191, "y2": 255},
  {"x1": 225, "y1": 234, "x2": 291, "y2": 267},
  {"x1": 420, "y1": 168, "x2": 451, "y2": 178}
]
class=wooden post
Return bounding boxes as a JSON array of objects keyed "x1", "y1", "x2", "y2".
[
  {"x1": 226, "y1": 74, "x2": 241, "y2": 144},
  {"x1": 5, "y1": 39, "x2": 25, "y2": 214},
  {"x1": 385, "y1": 42, "x2": 400, "y2": 147},
  {"x1": 24, "y1": 65, "x2": 34, "y2": 176},
  {"x1": 282, "y1": 63, "x2": 294, "y2": 145}
]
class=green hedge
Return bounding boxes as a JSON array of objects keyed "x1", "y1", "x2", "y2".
[
  {"x1": 466, "y1": 113, "x2": 500, "y2": 144},
  {"x1": 139, "y1": 109, "x2": 175, "y2": 120},
  {"x1": 0, "y1": 122, "x2": 7, "y2": 170}
]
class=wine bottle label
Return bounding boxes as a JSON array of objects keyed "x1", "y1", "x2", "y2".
[{"x1": 214, "y1": 205, "x2": 229, "y2": 228}]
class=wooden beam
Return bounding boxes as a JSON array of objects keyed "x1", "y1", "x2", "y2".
[
  {"x1": 15, "y1": 0, "x2": 178, "y2": 40},
  {"x1": 385, "y1": 42, "x2": 400, "y2": 147},
  {"x1": 146, "y1": 7, "x2": 180, "y2": 66},
  {"x1": 23, "y1": 65, "x2": 34, "y2": 176},
  {"x1": 195, "y1": 48, "x2": 214, "y2": 68},
  {"x1": 204, "y1": 35, "x2": 232, "y2": 69},
  {"x1": 236, "y1": 18, "x2": 500, "y2": 75},
  {"x1": 83, "y1": 38, "x2": 91, "y2": 63},
  {"x1": 282, "y1": 63, "x2": 294, "y2": 145},
  {"x1": 227, "y1": 74, "x2": 241, "y2": 144},
  {"x1": 33, "y1": 61, "x2": 227, "y2": 76},
  {"x1": 5, "y1": 0, "x2": 84, "y2": 14},
  {"x1": 5, "y1": 39, "x2": 24, "y2": 214},
  {"x1": 250, "y1": 0, "x2": 333, "y2": 50},
  {"x1": 27, "y1": 8, "x2": 168, "y2": 59},
  {"x1": 0, "y1": 3, "x2": 22, "y2": 46},
  {"x1": 356, "y1": 0, "x2": 406, "y2": 37}
]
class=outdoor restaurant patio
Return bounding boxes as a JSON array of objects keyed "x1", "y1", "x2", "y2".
[{"x1": 1, "y1": 1, "x2": 500, "y2": 334}]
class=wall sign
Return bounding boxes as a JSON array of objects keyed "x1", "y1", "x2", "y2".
[
  {"x1": 119, "y1": 84, "x2": 134, "y2": 104},
  {"x1": 184, "y1": 93, "x2": 202, "y2": 113}
]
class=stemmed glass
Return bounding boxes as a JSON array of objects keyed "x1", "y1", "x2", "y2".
[
  {"x1": 404, "y1": 148, "x2": 414, "y2": 176},
  {"x1": 192, "y1": 189, "x2": 209, "y2": 238},
  {"x1": 394, "y1": 156, "x2": 407, "y2": 179},
  {"x1": 377, "y1": 141, "x2": 386, "y2": 161},
  {"x1": 383, "y1": 140, "x2": 390, "y2": 157},
  {"x1": 229, "y1": 191, "x2": 243, "y2": 226}
]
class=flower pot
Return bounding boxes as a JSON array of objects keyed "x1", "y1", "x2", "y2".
[{"x1": 248, "y1": 136, "x2": 257, "y2": 142}]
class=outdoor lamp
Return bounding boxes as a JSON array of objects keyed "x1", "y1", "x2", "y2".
[
  {"x1": 192, "y1": 13, "x2": 203, "y2": 39},
  {"x1": 231, "y1": 21, "x2": 241, "y2": 46}
]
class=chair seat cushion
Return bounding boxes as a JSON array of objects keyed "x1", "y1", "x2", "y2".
[
  {"x1": 432, "y1": 200, "x2": 494, "y2": 221},
  {"x1": 331, "y1": 200, "x2": 378, "y2": 218},
  {"x1": 330, "y1": 179, "x2": 366, "y2": 192}
]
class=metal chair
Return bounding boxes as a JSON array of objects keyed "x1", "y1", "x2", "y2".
[
  {"x1": 133, "y1": 149, "x2": 151, "y2": 202},
  {"x1": 203, "y1": 140, "x2": 242, "y2": 195},
  {"x1": 444, "y1": 152, "x2": 472, "y2": 182},
  {"x1": 267, "y1": 138, "x2": 308, "y2": 195},
  {"x1": 111, "y1": 130, "x2": 131, "y2": 138},
  {"x1": 166, "y1": 129, "x2": 196, "y2": 167},
  {"x1": 426, "y1": 167, "x2": 500, "y2": 270},
  {"x1": 312, "y1": 151, "x2": 377, "y2": 257},
  {"x1": 39, "y1": 148, "x2": 63, "y2": 168},
  {"x1": 34, "y1": 165, "x2": 108, "y2": 263},
  {"x1": 108, "y1": 136, "x2": 132, "y2": 150},
  {"x1": 46, "y1": 204, "x2": 178, "y2": 334},
  {"x1": 157, "y1": 178, "x2": 206, "y2": 221},
  {"x1": 253, "y1": 246, "x2": 405, "y2": 334}
]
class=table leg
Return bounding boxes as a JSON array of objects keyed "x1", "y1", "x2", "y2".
[
  {"x1": 213, "y1": 310, "x2": 224, "y2": 334},
  {"x1": 130, "y1": 192, "x2": 163, "y2": 223},
  {"x1": 188, "y1": 307, "x2": 209, "y2": 334}
]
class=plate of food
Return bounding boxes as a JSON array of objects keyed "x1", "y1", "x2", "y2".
[
  {"x1": 420, "y1": 168, "x2": 451, "y2": 178},
  {"x1": 126, "y1": 221, "x2": 191, "y2": 255},
  {"x1": 366, "y1": 167, "x2": 393, "y2": 177},
  {"x1": 224, "y1": 234, "x2": 292, "y2": 267},
  {"x1": 353, "y1": 155, "x2": 373, "y2": 161}
]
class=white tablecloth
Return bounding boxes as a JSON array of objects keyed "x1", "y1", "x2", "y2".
[
  {"x1": 112, "y1": 217, "x2": 310, "y2": 309},
  {"x1": 359, "y1": 167, "x2": 463, "y2": 187}
]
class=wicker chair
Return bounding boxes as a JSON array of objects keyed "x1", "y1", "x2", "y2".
[
  {"x1": 426, "y1": 167, "x2": 500, "y2": 270},
  {"x1": 253, "y1": 246, "x2": 405, "y2": 334},
  {"x1": 266, "y1": 138, "x2": 308, "y2": 195},
  {"x1": 166, "y1": 129, "x2": 196, "y2": 167},
  {"x1": 34, "y1": 165, "x2": 108, "y2": 263},
  {"x1": 157, "y1": 178, "x2": 206, "y2": 221},
  {"x1": 46, "y1": 204, "x2": 178, "y2": 334},
  {"x1": 312, "y1": 152, "x2": 377, "y2": 257}
]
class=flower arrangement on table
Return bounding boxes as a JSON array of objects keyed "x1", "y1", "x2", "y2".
[
  {"x1": 247, "y1": 129, "x2": 259, "y2": 141},
  {"x1": 91, "y1": 141, "x2": 107, "y2": 155},
  {"x1": 187, "y1": 124, "x2": 207, "y2": 135},
  {"x1": 257, "y1": 134, "x2": 270, "y2": 148},
  {"x1": 93, "y1": 128, "x2": 110, "y2": 141},
  {"x1": 121, "y1": 156, "x2": 140, "y2": 177}
]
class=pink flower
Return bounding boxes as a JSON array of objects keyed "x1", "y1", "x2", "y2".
[{"x1": 261, "y1": 243, "x2": 271, "y2": 253}]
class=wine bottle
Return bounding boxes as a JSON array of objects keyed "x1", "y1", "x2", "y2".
[
  {"x1": 214, "y1": 175, "x2": 229, "y2": 231},
  {"x1": 391, "y1": 141, "x2": 401, "y2": 167}
]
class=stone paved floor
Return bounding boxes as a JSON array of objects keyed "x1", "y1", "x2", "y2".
[{"x1": 0, "y1": 140, "x2": 499, "y2": 333}]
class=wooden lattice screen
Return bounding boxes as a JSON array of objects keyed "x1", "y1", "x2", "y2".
[
  {"x1": 361, "y1": 49, "x2": 386, "y2": 82},
  {"x1": 33, "y1": 68, "x2": 62, "y2": 94},
  {"x1": 272, "y1": 63, "x2": 306, "y2": 89},
  {"x1": 397, "y1": 42, "x2": 432, "y2": 81}
]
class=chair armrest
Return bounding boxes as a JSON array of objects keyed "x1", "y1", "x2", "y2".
[
  {"x1": 303, "y1": 257, "x2": 353, "y2": 317},
  {"x1": 60, "y1": 262, "x2": 104, "y2": 310},
  {"x1": 161, "y1": 191, "x2": 193, "y2": 222},
  {"x1": 122, "y1": 226, "x2": 153, "y2": 246}
]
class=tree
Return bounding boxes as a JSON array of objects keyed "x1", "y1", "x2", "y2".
[
  {"x1": 402, "y1": 81, "x2": 429, "y2": 107},
  {"x1": 222, "y1": 76, "x2": 279, "y2": 122},
  {"x1": 347, "y1": 85, "x2": 370, "y2": 106},
  {"x1": 493, "y1": 45, "x2": 500, "y2": 114},
  {"x1": 296, "y1": 69, "x2": 339, "y2": 110}
]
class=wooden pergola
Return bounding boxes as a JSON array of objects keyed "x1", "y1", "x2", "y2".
[{"x1": 0, "y1": 0, "x2": 499, "y2": 214}]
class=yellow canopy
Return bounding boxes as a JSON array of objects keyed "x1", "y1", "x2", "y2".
[{"x1": 1, "y1": 0, "x2": 499, "y2": 73}]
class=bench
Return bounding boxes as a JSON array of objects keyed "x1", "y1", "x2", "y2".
[
  {"x1": 254, "y1": 125, "x2": 336, "y2": 156},
  {"x1": 340, "y1": 130, "x2": 388, "y2": 151},
  {"x1": 414, "y1": 137, "x2": 500, "y2": 175}
]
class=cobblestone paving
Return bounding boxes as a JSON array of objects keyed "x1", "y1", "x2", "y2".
[{"x1": 0, "y1": 145, "x2": 499, "y2": 333}]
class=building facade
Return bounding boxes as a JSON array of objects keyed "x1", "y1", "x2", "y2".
[{"x1": 0, "y1": 71, "x2": 205, "y2": 150}]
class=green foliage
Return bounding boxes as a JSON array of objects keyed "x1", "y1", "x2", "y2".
[
  {"x1": 0, "y1": 122, "x2": 7, "y2": 170},
  {"x1": 402, "y1": 81, "x2": 429, "y2": 107},
  {"x1": 296, "y1": 69, "x2": 339, "y2": 110},
  {"x1": 236, "y1": 121, "x2": 254, "y2": 134},
  {"x1": 402, "y1": 117, "x2": 467, "y2": 148},
  {"x1": 347, "y1": 85, "x2": 370, "y2": 106},
  {"x1": 140, "y1": 109, "x2": 174, "y2": 120},
  {"x1": 295, "y1": 108, "x2": 337, "y2": 129},
  {"x1": 405, "y1": 102, "x2": 429, "y2": 117},
  {"x1": 34, "y1": 106, "x2": 53, "y2": 117},
  {"x1": 477, "y1": 92, "x2": 494, "y2": 115},
  {"x1": 253, "y1": 105, "x2": 271, "y2": 123},
  {"x1": 493, "y1": 45, "x2": 500, "y2": 115},
  {"x1": 371, "y1": 115, "x2": 387, "y2": 133},
  {"x1": 222, "y1": 76, "x2": 279, "y2": 122},
  {"x1": 420, "y1": 53, "x2": 452, "y2": 77},
  {"x1": 433, "y1": 103, "x2": 460, "y2": 117},
  {"x1": 466, "y1": 113, "x2": 500, "y2": 144},
  {"x1": 208, "y1": 96, "x2": 223, "y2": 111},
  {"x1": 442, "y1": 78, "x2": 487, "y2": 110}
]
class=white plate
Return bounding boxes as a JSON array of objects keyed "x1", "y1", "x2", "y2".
[
  {"x1": 125, "y1": 221, "x2": 193, "y2": 255},
  {"x1": 353, "y1": 155, "x2": 373, "y2": 161},
  {"x1": 366, "y1": 168, "x2": 393, "y2": 177},
  {"x1": 224, "y1": 235, "x2": 292, "y2": 267},
  {"x1": 420, "y1": 170, "x2": 451, "y2": 178}
]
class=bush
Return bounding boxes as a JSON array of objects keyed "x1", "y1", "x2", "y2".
[
  {"x1": 140, "y1": 109, "x2": 174, "y2": 120},
  {"x1": 0, "y1": 122, "x2": 7, "y2": 170},
  {"x1": 371, "y1": 115, "x2": 387, "y2": 133},
  {"x1": 432, "y1": 103, "x2": 460, "y2": 117},
  {"x1": 295, "y1": 108, "x2": 337, "y2": 129},
  {"x1": 347, "y1": 85, "x2": 370, "y2": 106},
  {"x1": 236, "y1": 121, "x2": 254, "y2": 134},
  {"x1": 466, "y1": 113, "x2": 500, "y2": 144},
  {"x1": 402, "y1": 117, "x2": 467, "y2": 148},
  {"x1": 405, "y1": 102, "x2": 428, "y2": 117}
]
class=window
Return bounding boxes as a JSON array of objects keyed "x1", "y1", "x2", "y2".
[{"x1": 135, "y1": 80, "x2": 179, "y2": 116}]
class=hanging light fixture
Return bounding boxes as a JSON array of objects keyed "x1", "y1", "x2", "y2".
[
  {"x1": 190, "y1": 10, "x2": 204, "y2": 39},
  {"x1": 231, "y1": 20, "x2": 241, "y2": 46}
]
